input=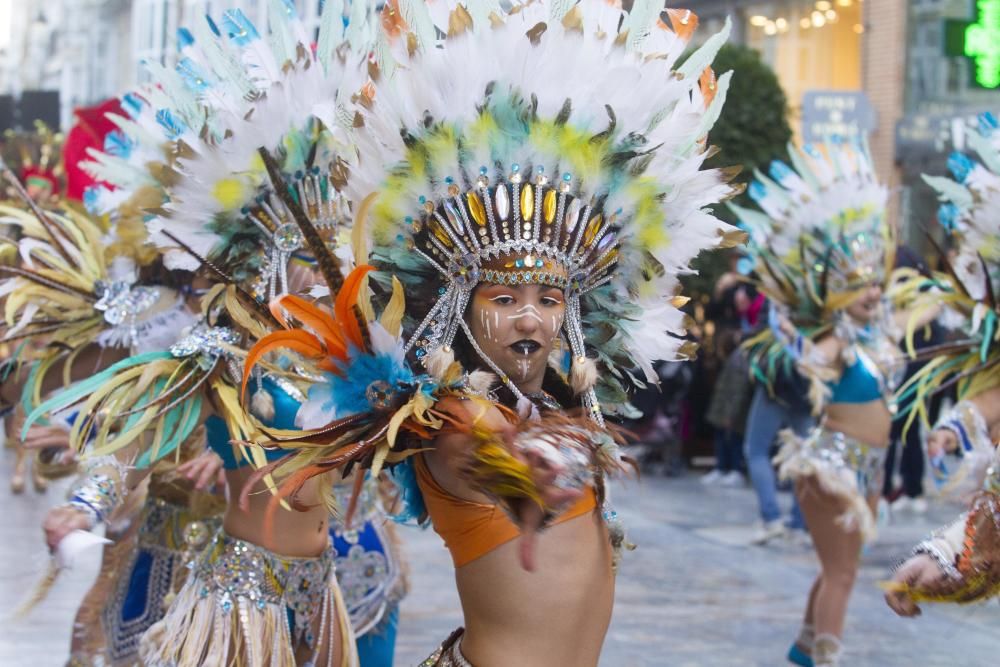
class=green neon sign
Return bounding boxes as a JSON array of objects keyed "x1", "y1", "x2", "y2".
[{"x1": 965, "y1": 0, "x2": 1000, "y2": 88}]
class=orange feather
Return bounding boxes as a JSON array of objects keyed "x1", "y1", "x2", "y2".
[
  {"x1": 700, "y1": 67, "x2": 717, "y2": 108},
  {"x1": 666, "y1": 8, "x2": 699, "y2": 42},
  {"x1": 269, "y1": 298, "x2": 291, "y2": 328},
  {"x1": 335, "y1": 265, "x2": 374, "y2": 351},
  {"x1": 242, "y1": 329, "x2": 326, "y2": 398},
  {"x1": 273, "y1": 294, "x2": 346, "y2": 353}
]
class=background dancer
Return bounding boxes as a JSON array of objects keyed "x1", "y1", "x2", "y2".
[
  {"x1": 28, "y1": 5, "x2": 376, "y2": 664},
  {"x1": 734, "y1": 139, "x2": 939, "y2": 666},
  {"x1": 886, "y1": 112, "x2": 1000, "y2": 615}
]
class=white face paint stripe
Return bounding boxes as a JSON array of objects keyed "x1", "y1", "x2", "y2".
[{"x1": 507, "y1": 304, "x2": 543, "y2": 323}]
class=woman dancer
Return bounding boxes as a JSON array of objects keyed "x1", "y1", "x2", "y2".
[
  {"x1": 29, "y1": 5, "x2": 373, "y2": 665},
  {"x1": 885, "y1": 112, "x2": 1000, "y2": 614},
  {"x1": 0, "y1": 155, "x2": 219, "y2": 666},
  {"x1": 734, "y1": 139, "x2": 939, "y2": 666},
  {"x1": 240, "y1": 3, "x2": 740, "y2": 665}
]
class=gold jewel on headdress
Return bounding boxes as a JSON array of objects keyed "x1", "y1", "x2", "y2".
[
  {"x1": 410, "y1": 164, "x2": 618, "y2": 297},
  {"x1": 823, "y1": 230, "x2": 887, "y2": 294}
]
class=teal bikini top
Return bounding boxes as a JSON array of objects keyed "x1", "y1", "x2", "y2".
[
  {"x1": 828, "y1": 355, "x2": 883, "y2": 404},
  {"x1": 206, "y1": 377, "x2": 301, "y2": 470},
  {"x1": 827, "y1": 324, "x2": 886, "y2": 404}
]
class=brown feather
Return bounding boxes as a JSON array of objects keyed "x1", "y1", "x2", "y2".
[{"x1": 257, "y1": 147, "x2": 344, "y2": 297}]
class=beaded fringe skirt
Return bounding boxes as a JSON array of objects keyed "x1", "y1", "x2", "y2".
[
  {"x1": 139, "y1": 530, "x2": 357, "y2": 667},
  {"x1": 775, "y1": 424, "x2": 886, "y2": 544},
  {"x1": 101, "y1": 497, "x2": 220, "y2": 665}
]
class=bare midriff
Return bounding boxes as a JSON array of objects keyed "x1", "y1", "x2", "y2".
[
  {"x1": 825, "y1": 398, "x2": 892, "y2": 449},
  {"x1": 455, "y1": 511, "x2": 615, "y2": 667},
  {"x1": 222, "y1": 467, "x2": 330, "y2": 557}
]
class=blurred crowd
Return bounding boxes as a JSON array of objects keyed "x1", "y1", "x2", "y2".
[{"x1": 628, "y1": 246, "x2": 956, "y2": 544}]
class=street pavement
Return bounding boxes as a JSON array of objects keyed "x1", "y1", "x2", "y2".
[{"x1": 1, "y1": 453, "x2": 997, "y2": 666}]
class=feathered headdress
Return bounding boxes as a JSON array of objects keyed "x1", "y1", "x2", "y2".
[
  {"x1": 894, "y1": 113, "x2": 1000, "y2": 427},
  {"x1": 1, "y1": 121, "x2": 64, "y2": 203},
  {"x1": 733, "y1": 139, "x2": 892, "y2": 319},
  {"x1": 24, "y1": 1, "x2": 371, "y2": 468},
  {"x1": 351, "y1": 1, "x2": 741, "y2": 418},
  {"x1": 83, "y1": 0, "x2": 369, "y2": 299},
  {"x1": 733, "y1": 139, "x2": 895, "y2": 396}
]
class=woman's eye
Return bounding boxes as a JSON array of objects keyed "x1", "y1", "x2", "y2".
[
  {"x1": 541, "y1": 297, "x2": 563, "y2": 306},
  {"x1": 489, "y1": 296, "x2": 514, "y2": 306}
]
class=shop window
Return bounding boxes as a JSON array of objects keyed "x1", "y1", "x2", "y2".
[{"x1": 745, "y1": 0, "x2": 862, "y2": 129}]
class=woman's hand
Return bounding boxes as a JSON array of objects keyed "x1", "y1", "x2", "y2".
[
  {"x1": 176, "y1": 449, "x2": 226, "y2": 491},
  {"x1": 42, "y1": 505, "x2": 93, "y2": 552},
  {"x1": 884, "y1": 554, "x2": 947, "y2": 617},
  {"x1": 505, "y1": 423, "x2": 589, "y2": 572},
  {"x1": 21, "y1": 424, "x2": 72, "y2": 451}
]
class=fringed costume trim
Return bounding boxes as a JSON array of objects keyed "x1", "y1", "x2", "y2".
[
  {"x1": 775, "y1": 425, "x2": 885, "y2": 543},
  {"x1": 139, "y1": 530, "x2": 357, "y2": 667}
]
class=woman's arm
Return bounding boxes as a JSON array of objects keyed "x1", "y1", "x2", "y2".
[
  {"x1": 425, "y1": 396, "x2": 592, "y2": 570},
  {"x1": 41, "y1": 443, "x2": 146, "y2": 551},
  {"x1": 927, "y1": 386, "x2": 1000, "y2": 458}
]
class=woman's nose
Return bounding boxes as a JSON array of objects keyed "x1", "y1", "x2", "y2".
[{"x1": 513, "y1": 306, "x2": 542, "y2": 333}]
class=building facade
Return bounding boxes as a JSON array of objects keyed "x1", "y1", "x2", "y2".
[
  {"x1": 680, "y1": 0, "x2": 1000, "y2": 246},
  {"x1": 0, "y1": 0, "x2": 325, "y2": 131},
  {"x1": 2, "y1": 0, "x2": 998, "y2": 244}
]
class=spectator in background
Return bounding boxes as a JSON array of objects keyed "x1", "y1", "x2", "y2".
[
  {"x1": 703, "y1": 328, "x2": 752, "y2": 486},
  {"x1": 706, "y1": 250, "x2": 754, "y2": 342},
  {"x1": 701, "y1": 263, "x2": 761, "y2": 486},
  {"x1": 743, "y1": 299, "x2": 814, "y2": 544},
  {"x1": 631, "y1": 358, "x2": 694, "y2": 477}
]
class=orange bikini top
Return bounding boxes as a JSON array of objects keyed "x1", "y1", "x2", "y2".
[{"x1": 413, "y1": 453, "x2": 597, "y2": 568}]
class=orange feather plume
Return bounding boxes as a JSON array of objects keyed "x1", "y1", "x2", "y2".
[
  {"x1": 700, "y1": 67, "x2": 718, "y2": 108},
  {"x1": 334, "y1": 265, "x2": 374, "y2": 351},
  {"x1": 242, "y1": 265, "x2": 376, "y2": 398}
]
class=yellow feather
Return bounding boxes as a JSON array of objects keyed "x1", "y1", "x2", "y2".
[
  {"x1": 212, "y1": 177, "x2": 248, "y2": 210},
  {"x1": 379, "y1": 276, "x2": 406, "y2": 338}
]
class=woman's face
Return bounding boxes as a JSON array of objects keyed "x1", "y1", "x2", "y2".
[
  {"x1": 468, "y1": 283, "x2": 566, "y2": 390},
  {"x1": 846, "y1": 283, "x2": 883, "y2": 323}
]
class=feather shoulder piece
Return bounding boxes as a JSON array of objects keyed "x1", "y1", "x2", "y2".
[
  {"x1": 240, "y1": 265, "x2": 476, "y2": 512},
  {"x1": 0, "y1": 157, "x2": 191, "y2": 408},
  {"x1": 22, "y1": 300, "x2": 247, "y2": 469}
]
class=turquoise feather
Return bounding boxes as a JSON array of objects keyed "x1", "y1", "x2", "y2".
[{"x1": 22, "y1": 351, "x2": 171, "y2": 439}]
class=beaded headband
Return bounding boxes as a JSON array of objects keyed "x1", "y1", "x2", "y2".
[
  {"x1": 820, "y1": 230, "x2": 887, "y2": 295},
  {"x1": 411, "y1": 164, "x2": 617, "y2": 295}
]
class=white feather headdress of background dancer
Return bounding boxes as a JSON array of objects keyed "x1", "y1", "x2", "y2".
[
  {"x1": 351, "y1": 0, "x2": 743, "y2": 421},
  {"x1": 82, "y1": 0, "x2": 371, "y2": 300}
]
